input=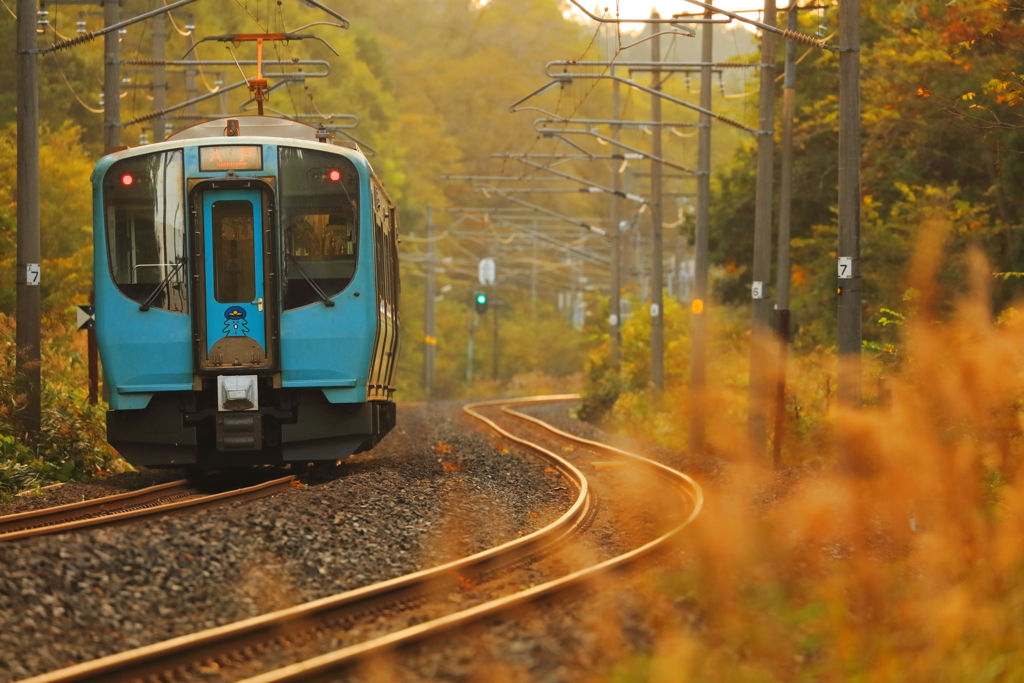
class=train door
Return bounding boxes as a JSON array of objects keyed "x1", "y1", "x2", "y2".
[{"x1": 196, "y1": 189, "x2": 272, "y2": 369}]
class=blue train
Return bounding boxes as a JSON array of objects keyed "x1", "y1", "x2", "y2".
[{"x1": 92, "y1": 116, "x2": 400, "y2": 469}]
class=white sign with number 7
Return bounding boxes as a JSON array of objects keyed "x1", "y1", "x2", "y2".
[{"x1": 838, "y1": 257, "x2": 853, "y2": 280}]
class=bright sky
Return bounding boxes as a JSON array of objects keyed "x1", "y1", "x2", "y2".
[{"x1": 565, "y1": 0, "x2": 765, "y2": 33}]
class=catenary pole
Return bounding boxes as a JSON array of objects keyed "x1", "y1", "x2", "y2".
[
  {"x1": 773, "y1": 3, "x2": 798, "y2": 468},
  {"x1": 650, "y1": 12, "x2": 665, "y2": 392},
  {"x1": 152, "y1": 0, "x2": 167, "y2": 142},
  {"x1": 837, "y1": 0, "x2": 862, "y2": 407},
  {"x1": 424, "y1": 204, "x2": 436, "y2": 399},
  {"x1": 531, "y1": 234, "x2": 537, "y2": 321},
  {"x1": 492, "y1": 302, "x2": 500, "y2": 381},
  {"x1": 610, "y1": 67, "x2": 622, "y2": 365},
  {"x1": 776, "y1": 4, "x2": 798, "y2": 323},
  {"x1": 690, "y1": 1, "x2": 714, "y2": 455},
  {"x1": 185, "y1": 14, "x2": 197, "y2": 117},
  {"x1": 16, "y1": 0, "x2": 41, "y2": 435},
  {"x1": 746, "y1": 0, "x2": 777, "y2": 458},
  {"x1": 104, "y1": 0, "x2": 121, "y2": 150}
]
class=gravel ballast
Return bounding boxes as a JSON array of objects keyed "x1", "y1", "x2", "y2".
[
  {"x1": 0, "y1": 403, "x2": 573, "y2": 682},
  {"x1": 196, "y1": 399, "x2": 704, "y2": 683}
]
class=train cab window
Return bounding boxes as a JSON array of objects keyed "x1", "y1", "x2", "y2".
[
  {"x1": 103, "y1": 150, "x2": 187, "y2": 313},
  {"x1": 210, "y1": 200, "x2": 256, "y2": 303},
  {"x1": 278, "y1": 147, "x2": 360, "y2": 310}
]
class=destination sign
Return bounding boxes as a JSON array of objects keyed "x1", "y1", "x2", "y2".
[{"x1": 199, "y1": 145, "x2": 263, "y2": 172}]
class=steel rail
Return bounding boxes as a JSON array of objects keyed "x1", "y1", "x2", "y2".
[
  {"x1": 0, "y1": 479, "x2": 190, "y2": 535},
  {"x1": 20, "y1": 399, "x2": 594, "y2": 683},
  {"x1": 229, "y1": 395, "x2": 703, "y2": 683},
  {"x1": 0, "y1": 475, "x2": 295, "y2": 543}
]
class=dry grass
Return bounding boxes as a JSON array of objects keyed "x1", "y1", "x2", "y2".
[{"x1": 605, "y1": 226, "x2": 1024, "y2": 679}]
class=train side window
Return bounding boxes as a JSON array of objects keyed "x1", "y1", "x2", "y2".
[
  {"x1": 103, "y1": 150, "x2": 187, "y2": 313},
  {"x1": 278, "y1": 147, "x2": 360, "y2": 310}
]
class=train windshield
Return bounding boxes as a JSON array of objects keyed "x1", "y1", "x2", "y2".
[
  {"x1": 278, "y1": 147, "x2": 360, "y2": 310},
  {"x1": 103, "y1": 150, "x2": 187, "y2": 313}
]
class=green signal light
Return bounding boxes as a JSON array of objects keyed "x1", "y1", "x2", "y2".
[{"x1": 476, "y1": 293, "x2": 487, "y2": 304}]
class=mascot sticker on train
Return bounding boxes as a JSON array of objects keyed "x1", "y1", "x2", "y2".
[{"x1": 222, "y1": 306, "x2": 249, "y2": 337}]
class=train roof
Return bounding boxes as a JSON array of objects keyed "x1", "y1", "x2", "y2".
[
  {"x1": 92, "y1": 115, "x2": 374, "y2": 183},
  {"x1": 168, "y1": 115, "x2": 360, "y2": 150}
]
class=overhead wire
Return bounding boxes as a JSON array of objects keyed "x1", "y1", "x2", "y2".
[
  {"x1": 128, "y1": 17, "x2": 151, "y2": 122},
  {"x1": 233, "y1": 0, "x2": 269, "y2": 32},
  {"x1": 48, "y1": 50, "x2": 104, "y2": 114},
  {"x1": 38, "y1": 2, "x2": 107, "y2": 114},
  {"x1": 273, "y1": 1, "x2": 302, "y2": 117},
  {"x1": 165, "y1": 8, "x2": 193, "y2": 37}
]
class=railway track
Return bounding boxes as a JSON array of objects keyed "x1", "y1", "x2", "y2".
[
  {"x1": 0, "y1": 475, "x2": 296, "y2": 543},
  {"x1": 20, "y1": 395, "x2": 702, "y2": 683}
]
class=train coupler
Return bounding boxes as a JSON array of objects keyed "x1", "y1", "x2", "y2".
[{"x1": 216, "y1": 412, "x2": 263, "y2": 451}]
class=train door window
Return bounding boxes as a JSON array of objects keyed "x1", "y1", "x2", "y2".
[
  {"x1": 103, "y1": 150, "x2": 187, "y2": 312},
  {"x1": 210, "y1": 200, "x2": 256, "y2": 303},
  {"x1": 278, "y1": 147, "x2": 360, "y2": 310}
]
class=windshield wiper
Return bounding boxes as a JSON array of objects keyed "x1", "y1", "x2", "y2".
[
  {"x1": 287, "y1": 254, "x2": 336, "y2": 307},
  {"x1": 139, "y1": 258, "x2": 186, "y2": 312}
]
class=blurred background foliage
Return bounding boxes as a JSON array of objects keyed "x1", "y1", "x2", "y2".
[
  {"x1": 1, "y1": 2, "x2": 1024, "y2": 680},
  {"x1": 0, "y1": 0, "x2": 1019, "y2": 479}
]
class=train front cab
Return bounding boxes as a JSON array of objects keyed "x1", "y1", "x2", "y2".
[{"x1": 94, "y1": 126, "x2": 399, "y2": 468}]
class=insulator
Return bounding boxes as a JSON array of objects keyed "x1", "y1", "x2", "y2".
[
  {"x1": 717, "y1": 113, "x2": 748, "y2": 131},
  {"x1": 781, "y1": 29, "x2": 828, "y2": 50},
  {"x1": 49, "y1": 30, "x2": 96, "y2": 51}
]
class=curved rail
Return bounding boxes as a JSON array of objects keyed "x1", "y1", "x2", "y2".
[
  {"x1": 232, "y1": 395, "x2": 703, "y2": 683},
  {"x1": 0, "y1": 476, "x2": 296, "y2": 543},
  {"x1": 19, "y1": 399, "x2": 596, "y2": 683}
]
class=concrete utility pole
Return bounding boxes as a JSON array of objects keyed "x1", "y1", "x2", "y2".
[
  {"x1": 104, "y1": 0, "x2": 121, "y2": 150},
  {"x1": 185, "y1": 14, "x2": 197, "y2": 117},
  {"x1": 690, "y1": 2, "x2": 714, "y2": 456},
  {"x1": 746, "y1": 0, "x2": 777, "y2": 458},
  {"x1": 531, "y1": 234, "x2": 538, "y2": 321},
  {"x1": 151, "y1": 0, "x2": 167, "y2": 142},
  {"x1": 837, "y1": 0, "x2": 862, "y2": 407},
  {"x1": 424, "y1": 205, "x2": 436, "y2": 399},
  {"x1": 491, "y1": 303, "x2": 500, "y2": 381},
  {"x1": 466, "y1": 316, "x2": 475, "y2": 382},
  {"x1": 650, "y1": 12, "x2": 665, "y2": 392},
  {"x1": 773, "y1": 3, "x2": 799, "y2": 468},
  {"x1": 610, "y1": 68, "x2": 622, "y2": 365},
  {"x1": 16, "y1": 0, "x2": 41, "y2": 435}
]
